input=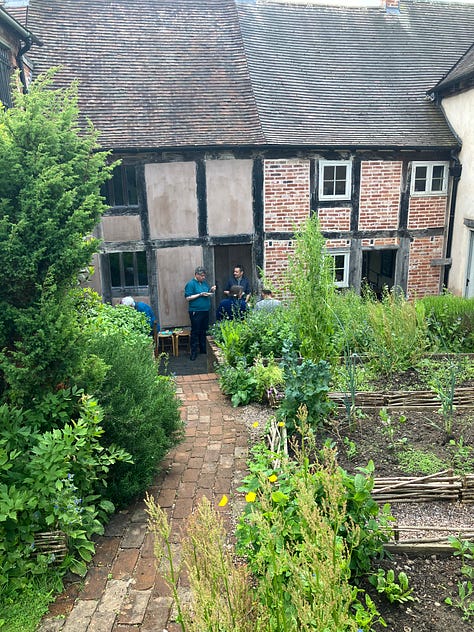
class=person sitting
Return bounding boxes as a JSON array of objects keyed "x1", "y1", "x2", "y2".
[
  {"x1": 121, "y1": 296, "x2": 158, "y2": 334},
  {"x1": 216, "y1": 285, "x2": 247, "y2": 321},
  {"x1": 254, "y1": 289, "x2": 282, "y2": 311}
]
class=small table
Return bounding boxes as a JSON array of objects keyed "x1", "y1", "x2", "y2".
[
  {"x1": 172, "y1": 329, "x2": 191, "y2": 357},
  {"x1": 156, "y1": 331, "x2": 174, "y2": 355}
]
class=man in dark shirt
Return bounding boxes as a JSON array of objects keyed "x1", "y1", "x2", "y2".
[{"x1": 223, "y1": 265, "x2": 251, "y2": 302}]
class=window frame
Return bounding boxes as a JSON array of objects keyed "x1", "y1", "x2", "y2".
[
  {"x1": 410, "y1": 161, "x2": 449, "y2": 196},
  {"x1": 0, "y1": 43, "x2": 13, "y2": 108},
  {"x1": 318, "y1": 160, "x2": 352, "y2": 201},
  {"x1": 102, "y1": 164, "x2": 139, "y2": 208},
  {"x1": 107, "y1": 251, "x2": 148, "y2": 293},
  {"x1": 328, "y1": 249, "x2": 350, "y2": 288}
]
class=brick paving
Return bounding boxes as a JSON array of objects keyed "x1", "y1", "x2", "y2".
[{"x1": 38, "y1": 372, "x2": 249, "y2": 632}]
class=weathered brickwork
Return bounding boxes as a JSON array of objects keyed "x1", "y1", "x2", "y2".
[
  {"x1": 264, "y1": 159, "x2": 310, "y2": 232},
  {"x1": 264, "y1": 240, "x2": 294, "y2": 291},
  {"x1": 407, "y1": 236, "x2": 444, "y2": 298},
  {"x1": 408, "y1": 196, "x2": 447, "y2": 230},
  {"x1": 359, "y1": 161, "x2": 401, "y2": 231},
  {"x1": 318, "y1": 207, "x2": 351, "y2": 231},
  {"x1": 361, "y1": 237, "x2": 399, "y2": 248},
  {"x1": 326, "y1": 239, "x2": 351, "y2": 250}
]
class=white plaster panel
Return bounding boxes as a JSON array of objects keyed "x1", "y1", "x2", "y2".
[
  {"x1": 101, "y1": 215, "x2": 142, "y2": 242},
  {"x1": 156, "y1": 246, "x2": 205, "y2": 328},
  {"x1": 206, "y1": 159, "x2": 254, "y2": 236},
  {"x1": 146, "y1": 162, "x2": 198, "y2": 239},
  {"x1": 442, "y1": 91, "x2": 474, "y2": 295}
]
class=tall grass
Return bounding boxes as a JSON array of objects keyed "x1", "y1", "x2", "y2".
[{"x1": 419, "y1": 293, "x2": 474, "y2": 352}]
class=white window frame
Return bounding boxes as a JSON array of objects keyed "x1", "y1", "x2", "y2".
[
  {"x1": 410, "y1": 161, "x2": 449, "y2": 196},
  {"x1": 328, "y1": 250, "x2": 350, "y2": 288},
  {"x1": 319, "y1": 160, "x2": 352, "y2": 201}
]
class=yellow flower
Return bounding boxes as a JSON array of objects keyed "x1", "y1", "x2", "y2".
[
  {"x1": 278, "y1": 421, "x2": 285, "y2": 427},
  {"x1": 268, "y1": 474, "x2": 278, "y2": 483},
  {"x1": 252, "y1": 421, "x2": 259, "y2": 428},
  {"x1": 218, "y1": 495, "x2": 228, "y2": 507},
  {"x1": 245, "y1": 491, "x2": 257, "y2": 503}
]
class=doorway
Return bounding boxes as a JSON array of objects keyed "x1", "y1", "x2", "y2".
[
  {"x1": 213, "y1": 244, "x2": 254, "y2": 304},
  {"x1": 361, "y1": 249, "x2": 397, "y2": 298}
]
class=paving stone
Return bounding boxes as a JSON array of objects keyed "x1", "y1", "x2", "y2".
[
  {"x1": 92, "y1": 537, "x2": 120, "y2": 567},
  {"x1": 80, "y1": 567, "x2": 110, "y2": 600},
  {"x1": 121, "y1": 522, "x2": 147, "y2": 548},
  {"x1": 62, "y1": 599, "x2": 98, "y2": 632},
  {"x1": 140, "y1": 596, "x2": 173, "y2": 631},
  {"x1": 118, "y1": 588, "x2": 152, "y2": 624},
  {"x1": 133, "y1": 555, "x2": 157, "y2": 590},
  {"x1": 111, "y1": 547, "x2": 140, "y2": 579},
  {"x1": 104, "y1": 512, "x2": 131, "y2": 537}
]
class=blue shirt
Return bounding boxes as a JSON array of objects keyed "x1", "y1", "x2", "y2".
[
  {"x1": 216, "y1": 298, "x2": 247, "y2": 321},
  {"x1": 184, "y1": 278, "x2": 212, "y2": 312},
  {"x1": 135, "y1": 301, "x2": 157, "y2": 331}
]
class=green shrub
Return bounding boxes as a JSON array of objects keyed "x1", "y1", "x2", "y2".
[
  {"x1": 419, "y1": 293, "x2": 474, "y2": 352},
  {"x1": 83, "y1": 330, "x2": 183, "y2": 507}
]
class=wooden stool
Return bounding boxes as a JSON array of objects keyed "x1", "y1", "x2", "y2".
[
  {"x1": 172, "y1": 329, "x2": 191, "y2": 357},
  {"x1": 156, "y1": 331, "x2": 174, "y2": 355}
]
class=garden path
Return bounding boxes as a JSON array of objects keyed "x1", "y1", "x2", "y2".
[{"x1": 37, "y1": 369, "x2": 249, "y2": 631}]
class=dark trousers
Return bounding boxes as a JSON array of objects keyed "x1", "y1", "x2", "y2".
[{"x1": 189, "y1": 310, "x2": 209, "y2": 354}]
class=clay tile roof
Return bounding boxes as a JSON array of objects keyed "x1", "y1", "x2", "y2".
[{"x1": 25, "y1": 0, "x2": 474, "y2": 151}]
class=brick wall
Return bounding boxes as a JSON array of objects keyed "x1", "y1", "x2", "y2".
[
  {"x1": 359, "y1": 161, "x2": 401, "y2": 230},
  {"x1": 264, "y1": 240, "x2": 295, "y2": 293},
  {"x1": 319, "y1": 207, "x2": 351, "y2": 231},
  {"x1": 361, "y1": 237, "x2": 399, "y2": 248},
  {"x1": 407, "y1": 236, "x2": 443, "y2": 298},
  {"x1": 264, "y1": 159, "x2": 310, "y2": 232},
  {"x1": 408, "y1": 196, "x2": 447, "y2": 229}
]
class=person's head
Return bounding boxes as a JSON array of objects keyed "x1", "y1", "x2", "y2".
[
  {"x1": 229, "y1": 285, "x2": 243, "y2": 298},
  {"x1": 261, "y1": 289, "x2": 273, "y2": 299},
  {"x1": 233, "y1": 265, "x2": 244, "y2": 280},
  {"x1": 194, "y1": 266, "x2": 206, "y2": 280},
  {"x1": 121, "y1": 296, "x2": 136, "y2": 308}
]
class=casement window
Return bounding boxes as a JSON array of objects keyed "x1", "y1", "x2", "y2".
[
  {"x1": 319, "y1": 160, "x2": 352, "y2": 201},
  {"x1": 410, "y1": 162, "x2": 448, "y2": 196},
  {"x1": 329, "y1": 250, "x2": 350, "y2": 288},
  {"x1": 101, "y1": 165, "x2": 138, "y2": 207},
  {"x1": 108, "y1": 251, "x2": 148, "y2": 290},
  {"x1": 0, "y1": 45, "x2": 13, "y2": 108}
]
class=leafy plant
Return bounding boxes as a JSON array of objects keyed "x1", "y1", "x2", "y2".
[
  {"x1": 445, "y1": 537, "x2": 474, "y2": 621},
  {"x1": 217, "y1": 360, "x2": 258, "y2": 407},
  {"x1": 396, "y1": 447, "x2": 448, "y2": 475},
  {"x1": 285, "y1": 215, "x2": 338, "y2": 362},
  {"x1": 427, "y1": 360, "x2": 457, "y2": 435},
  {"x1": 276, "y1": 340, "x2": 334, "y2": 435},
  {"x1": 378, "y1": 408, "x2": 407, "y2": 449},
  {"x1": 369, "y1": 568, "x2": 414, "y2": 604}
]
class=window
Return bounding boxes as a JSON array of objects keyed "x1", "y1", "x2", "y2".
[
  {"x1": 108, "y1": 251, "x2": 148, "y2": 290},
  {"x1": 0, "y1": 45, "x2": 13, "y2": 108},
  {"x1": 101, "y1": 164, "x2": 138, "y2": 207},
  {"x1": 411, "y1": 162, "x2": 448, "y2": 195},
  {"x1": 319, "y1": 160, "x2": 352, "y2": 200},
  {"x1": 329, "y1": 250, "x2": 349, "y2": 288}
]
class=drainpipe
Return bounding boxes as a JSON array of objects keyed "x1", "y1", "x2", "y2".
[
  {"x1": 16, "y1": 37, "x2": 32, "y2": 93},
  {"x1": 443, "y1": 154, "x2": 462, "y2": 288}
]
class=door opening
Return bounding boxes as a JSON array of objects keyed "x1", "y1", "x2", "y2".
[
  {"x1": 362, "y1": 249, "x2": 397, "y2": 298},
  {"x1": 213, "y1": 244, "x2": 253, "y2": 306}
]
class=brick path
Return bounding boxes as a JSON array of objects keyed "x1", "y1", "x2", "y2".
[{"x1": 38, "y1": 372, "x2": 249, "y2": 632}]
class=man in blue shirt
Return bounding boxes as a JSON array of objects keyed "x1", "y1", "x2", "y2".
[
  {"x1": 223, "y1": 265, "x2": 251, "y2": 302},
  {"x1": 121, "y1": 296, "x2": 158, "y2": 334},
  {"x1": 184, "y1": 266, "x2": 216, "y2": 360}
]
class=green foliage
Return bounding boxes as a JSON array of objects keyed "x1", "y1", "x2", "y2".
[
  {"x1": 285, "y1": 215, "x2": 337, "y2": 361},
  {"x1": 79, "y1": 297, "x2": 183, "y2": 507},
  {"x1": 237, "y1": 443, "x2": 393, "y2": 582},
  {"x1": 365, "y1": 289, "x2": 428, "y2": 376},
  {"x1": 0, "y1": 70, "x2": 113, "y2": 403},
  {"x1": 445, "y1": 537, "x2": 474, "y2": 620},
  {"x1": 211, "y1": 307, "x2": 298, "y2": 367},
  {"x1": 0, "y1": 572, "x2": 61, "y2": 631},
  {"x1": 420, "y1": 293, "x2": 474, "y2": 352},
  {"x1": 0, "y1": 393, "x2": 129, "y2": 599},
  {"x1": 276, "y1": 341, "x2": 334, "y2": 434},
  {"x1": 396, "y1": 447, "x2": 448, "y2": 475},
  {"x1": 369, "y1": 568, "x2": 414, "y2": 604},
  {"x1": 217, "y1": 360, "x2": 258, "y2": 407}
]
